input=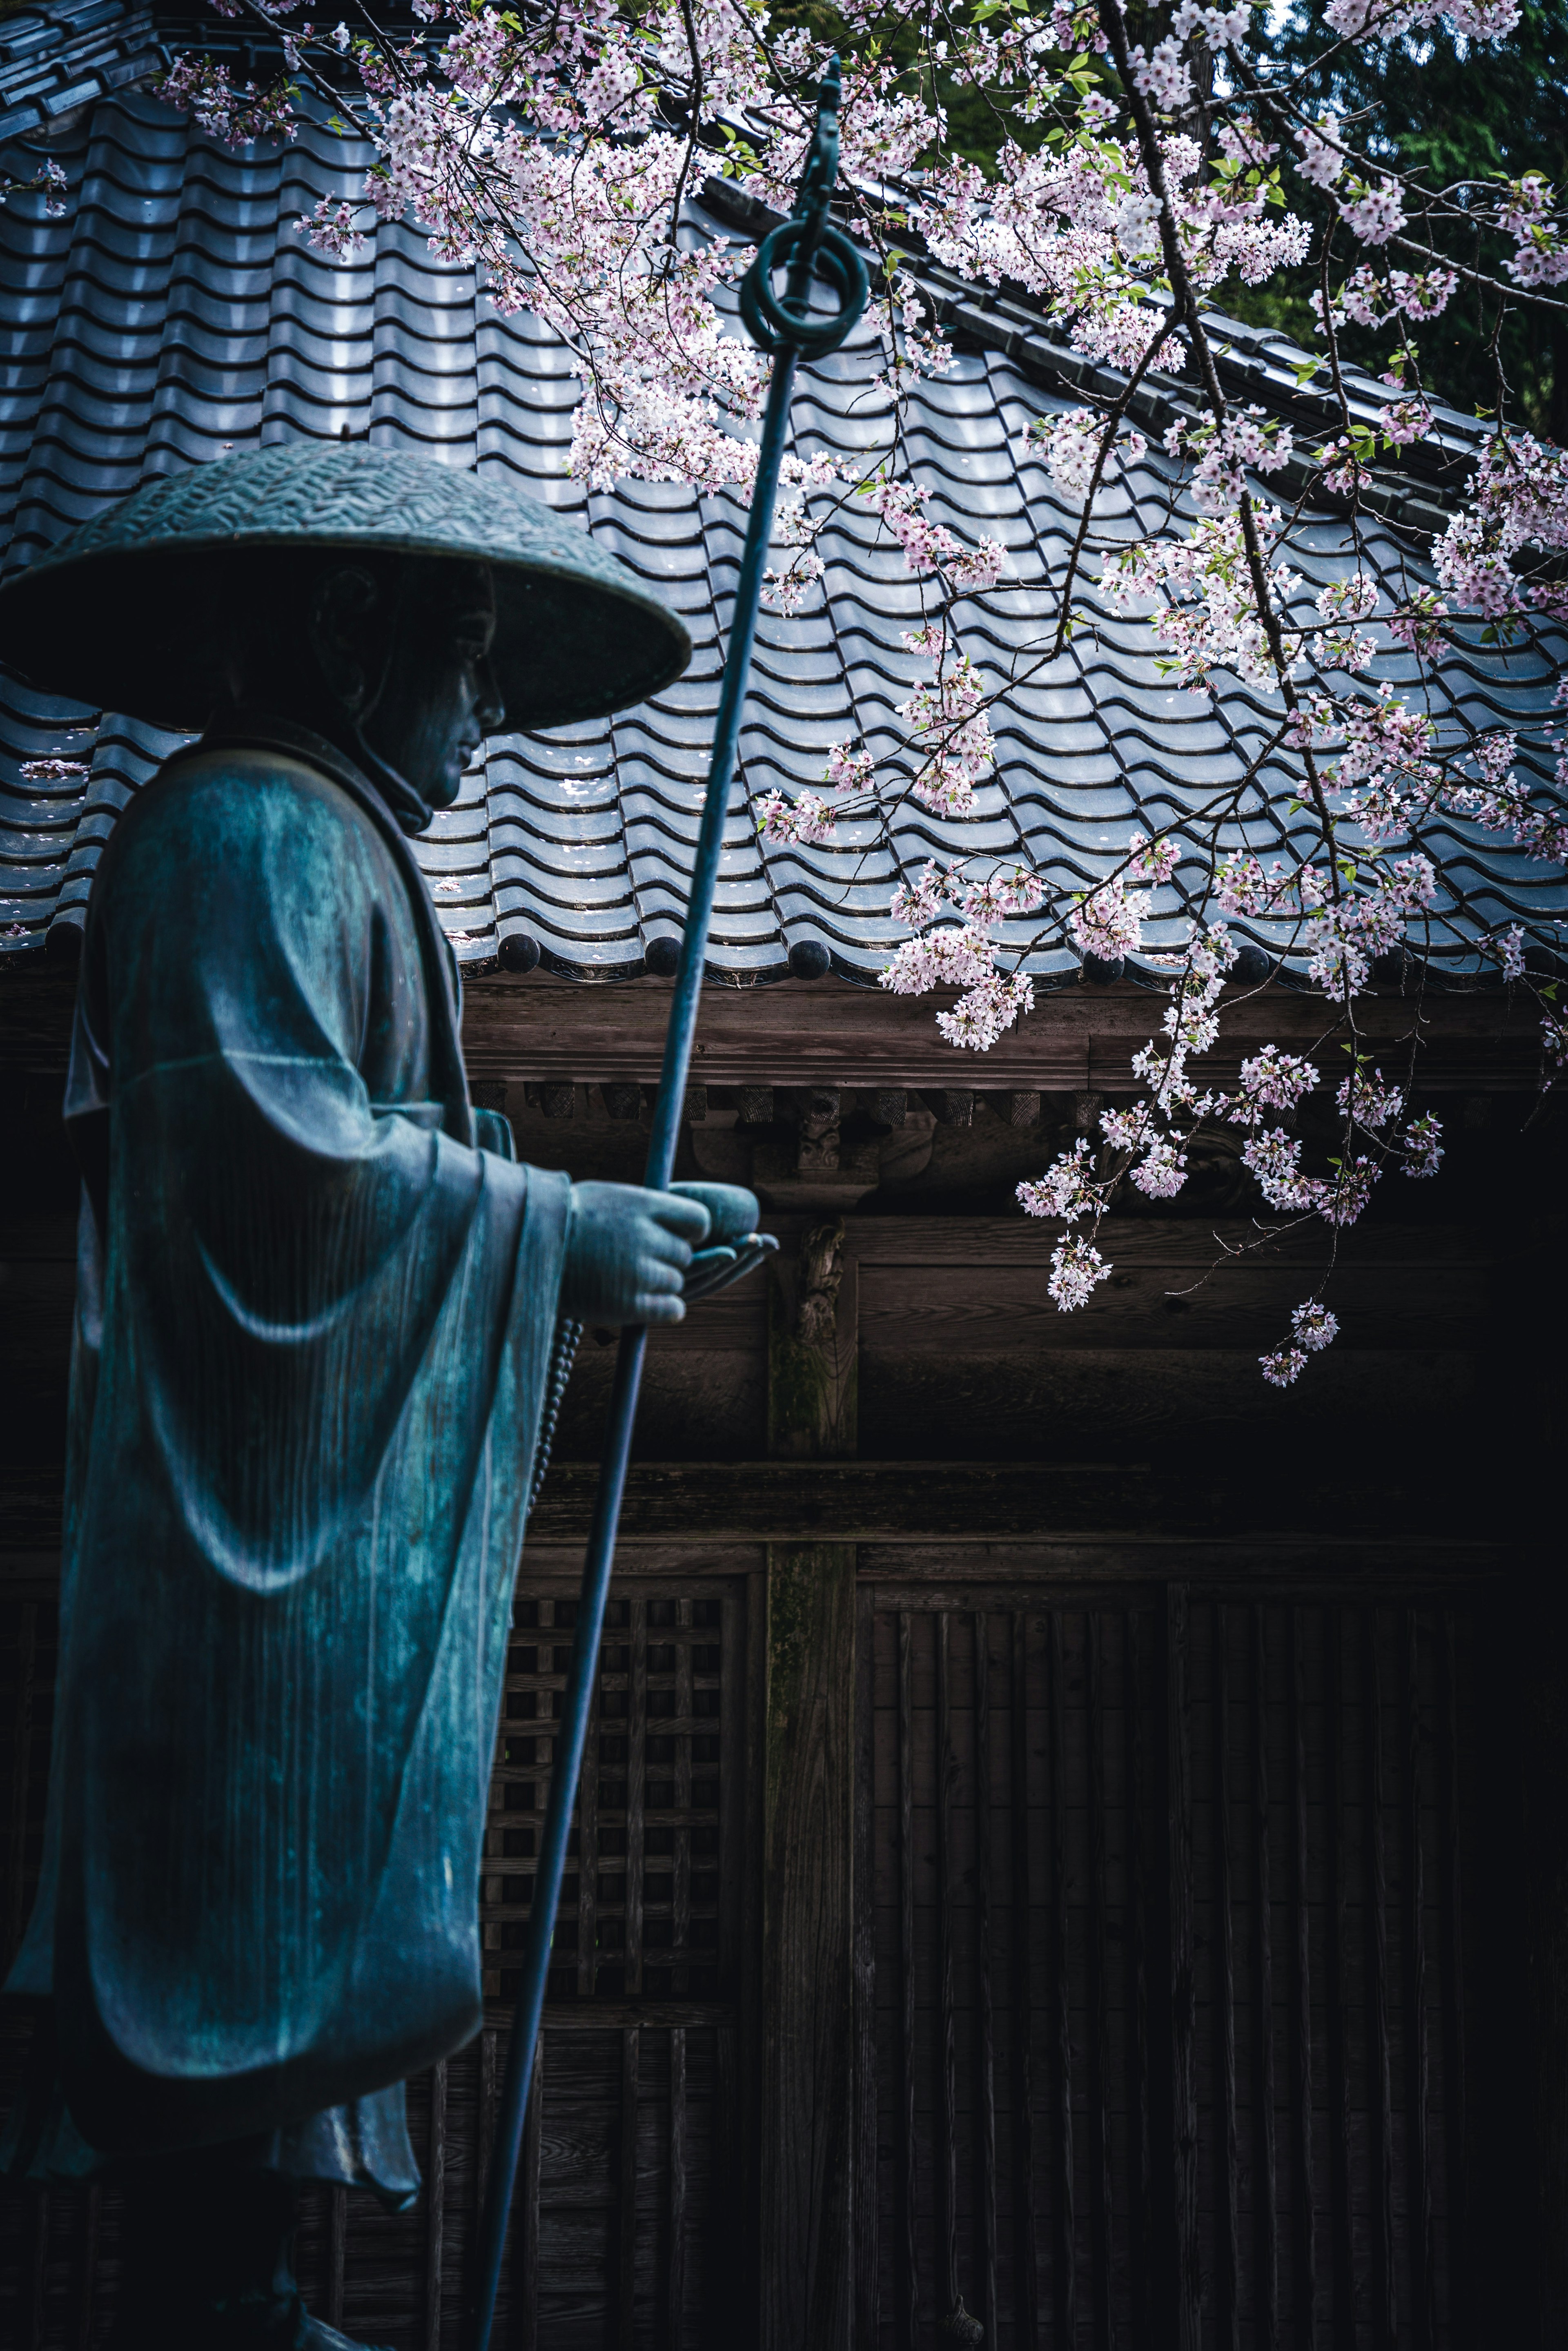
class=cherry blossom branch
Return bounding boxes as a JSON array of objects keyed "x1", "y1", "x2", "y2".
[
  {"x1": 1096, "y1": 0, "x2": 1342, "y2": 908},
  {"x1": 1045, "y1": 314, "x2": 1171, "y2": 657}
]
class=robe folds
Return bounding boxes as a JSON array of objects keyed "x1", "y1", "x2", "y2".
[{"x1": 4, "y1": 719, "x2": 570, "y2": 2170}]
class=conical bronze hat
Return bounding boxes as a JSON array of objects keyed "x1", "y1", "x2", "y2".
[{"x1": 0, "y1": 440, "x2": 692, "y2": 732}]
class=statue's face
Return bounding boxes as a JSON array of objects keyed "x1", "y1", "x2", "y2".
[{"x1": 360, "y1": 561, "x2": 505, "y2": 810}]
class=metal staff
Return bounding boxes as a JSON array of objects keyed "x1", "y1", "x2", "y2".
[{"x1": 467, "y1": 60, "x2": 868, "y2": 2351}]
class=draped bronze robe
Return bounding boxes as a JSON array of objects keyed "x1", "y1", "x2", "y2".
[{"x1": 3, "y1": 720, "x2": 568, "y2": 2186}]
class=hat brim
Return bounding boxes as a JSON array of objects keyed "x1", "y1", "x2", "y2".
[{"x1": 0, "y1": 444, "x2": 693, "y2": 733}]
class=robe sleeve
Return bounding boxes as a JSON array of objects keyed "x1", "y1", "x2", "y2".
[{"x1": 78, "y1": 747, "x2": 528, "y2": 1594}]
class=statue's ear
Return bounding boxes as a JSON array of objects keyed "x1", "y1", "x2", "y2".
[{"x1": 309, "y1": 563, "x2": 389, "y2": 721}]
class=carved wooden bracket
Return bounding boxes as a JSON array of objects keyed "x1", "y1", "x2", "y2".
[
  {"x1": 767, "y1": 1217, "x2": 857, "y2": 1462},
  {"x1": 795, "y1": 1217, "x2": 844, "y2": 1349}
]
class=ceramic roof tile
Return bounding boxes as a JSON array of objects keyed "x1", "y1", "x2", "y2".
[{"x1": 0, "y1": 8, "x2": 1563, "y2": 980}]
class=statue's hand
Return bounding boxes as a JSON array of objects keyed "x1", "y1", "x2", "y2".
[
  {"x1": 667, "y1": 1182, "x2": 777, "y2": 1302},
  {"x1": 562, "y1": 1182, "x2": 711, "y2": 1326}
]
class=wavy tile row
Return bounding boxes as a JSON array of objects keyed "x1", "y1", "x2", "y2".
[{"x1": 0, "y1": 32, "x2": 1563, "y2": 987}]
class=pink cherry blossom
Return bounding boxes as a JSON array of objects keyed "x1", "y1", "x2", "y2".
[
  {"x1": 1070, "y1": 878, "x2": 1147, "y2": 960},
  {"x1": 1236, "y1": 1045, "x2": 1321, "y2": 1112},
  {"x1": 147, "y1": 0, "x2": 1568, "y2": 1386},
  {"x1": 1336, "y1": 1065, "x2": 1405, "y2": 1127},
  {"x1": 1047, "y1": 1235, "x2": 1114, "y2": 1311}
]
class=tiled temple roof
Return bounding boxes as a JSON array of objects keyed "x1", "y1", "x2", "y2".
[{"x1": 0, "y1": 0, "x2": 1562, "y2": 987}]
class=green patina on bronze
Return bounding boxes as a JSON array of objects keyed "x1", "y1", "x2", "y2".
[
  {"x1": 0, "y1": 442, "x2": 720, "y2": 2346},
  {"x1": 0, "y1": 439, "x2": 692, "y2": 732}
]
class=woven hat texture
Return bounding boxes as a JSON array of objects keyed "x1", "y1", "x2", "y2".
[{"x1": 0, "y1": 440, "x2": 692, "y2": 731}]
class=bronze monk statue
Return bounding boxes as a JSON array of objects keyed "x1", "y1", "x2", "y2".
[{"x1": 0, "y1": 443, "x2": 760, "y2": 2349}]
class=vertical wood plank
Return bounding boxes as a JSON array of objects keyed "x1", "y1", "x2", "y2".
[
  {"x1": 626, "y1": 1598, "x2": 647, "y2": 1998},
  {"x1": 1252, "y1": 1608, "x2": 1278, "y2": 2351},
  {"x1": 1289, "y1": 1606, "x2": 1316, "y2": 2350},
  {"x1": 1011, "y1": 1612, "x2": 1040, "y2": 2351},
  {"x1": 1126, "y1": 1610, "x2": 1152, "y2": 2351},
  {"x1": 1167, "y1": 1585, "x2": 1200, "y2": 2351},
  {"x1": 760, "y1": 1543, "x2": 856, "y2": 2351},
  {"x1": 936, "y1": 1611, "x2": 960, "y2": 2321},
  {"x1": 327, "y1": 2187, "x2": 347, "y2": 2331},
  {"x1": 740, "y1": 1568, "x2": 768, "y2": 2343},
  {"x1": 1325, "y1": 1609, "x2": 1354, "y2": 2351},
  {"x1": 517, "y1": 2038, "x2": 543, "y2": 2351},
  {"x1": 1404, "y1": 1612, "x2": 1435, "y2": 2351},
  {"x1": 1365, "y1": 1613, "x2": 1396, "y2": 2351},
  {"x1": 1214, "y1": 1606, "x2": 1238, "y2": 2351},
  {"x1": 673, "y1": 1598, "x2": 694, "y2": 1996},
  {"x1": 975, "y1": 1611, "x2": 998, "y2": 2341},
  {"x1": 425, "y1": 2057, "x2": 448, "y2": 2351},
  {"x1": 620, "y1": 2026, "x2": 641, "y2": 2351},
  {"x1": 761, "y1": 1224, "x2": 857, "y2": 2351},
  {"x1": 477, "y1": 2024, "x2": 498, "y2": 2222},
  {"x1": 715, "y1": 2022, "x2": 742, "y2": 2347},
  {"x1": 717, "y1": 1587, "x2": 748, "y2": 2337},
  {"x1": 898, "y1": 1611, "x2": 919, "y2": 2351},
  {"x1": 28, "y1": 2187, "x2": 48, "y2": 2351},
  {"x1": 7, "y1": 1599, "x2": 37, "y2": 1965},
  {"x1": 1088, "y1": 1612, "x2": 1115, "y2": 2351},
  {"x1": 1438, "y1": 1610, "x2": 1469, "y2": 2351},
  {"x1": 1049, "y1": 1609, "x2": 1076, "y2": 2350},
  {"x1": 719, "y1": 1589, "x2": 746, "y2": 1991},
  {"x1": 669, "y1": 2027, "x2": 688, "y2": 2351},
  {"x1": 853, "y1": 1586, "x2": 880, "y2": 2351},
  {"x1": 766, "y1": 1228, "x2": 858, "y2": 1460},
  {"x1": 75, "y1": 2182, "x2": 100, "y2": 2351}
]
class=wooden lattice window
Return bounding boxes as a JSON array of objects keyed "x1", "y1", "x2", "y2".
[
  {"x1": 474, "y1": 1576, "x2": 750, "y2": 2351},
  {"x1": 484, "y1": 1585, "x2": 743, "y2": 2005}
]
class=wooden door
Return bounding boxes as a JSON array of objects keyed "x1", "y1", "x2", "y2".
[{"x1": 856, "y1": 1588, "x2": 1509, "y2": 2351}]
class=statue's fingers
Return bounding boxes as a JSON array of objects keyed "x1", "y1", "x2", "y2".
[
  {"x1": 684, "y1": 1244, "x2": 739, "y2": 1287},
  {"x1": 722, "y1": 1235, "x2": 775, "y2": 1286},
  {"x1": 683, "y1": 1232, "x2": 777, "y2": 1301},
  {"x1": 642, "y1": 1219, "x2": 699, "y2": 1271},
  {"x1": 643, "y1": 1188, "x2": 712, "y2": 1243},
  {"x1": 667, "y1": 1181, "x2": 760, "y2": 1246}
]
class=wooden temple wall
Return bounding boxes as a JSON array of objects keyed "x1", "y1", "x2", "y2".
[{"x1": 0, "y1": 973, "x2": 1560, "y2": 2347}]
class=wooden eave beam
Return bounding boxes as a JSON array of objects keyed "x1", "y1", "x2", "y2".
[
  {"x1": 469, "y1": 976, "x2": 1539, "y2": 1092},
  {"x1": 0, "y1": 965, "x2": 1544, "y2": 1089}
]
